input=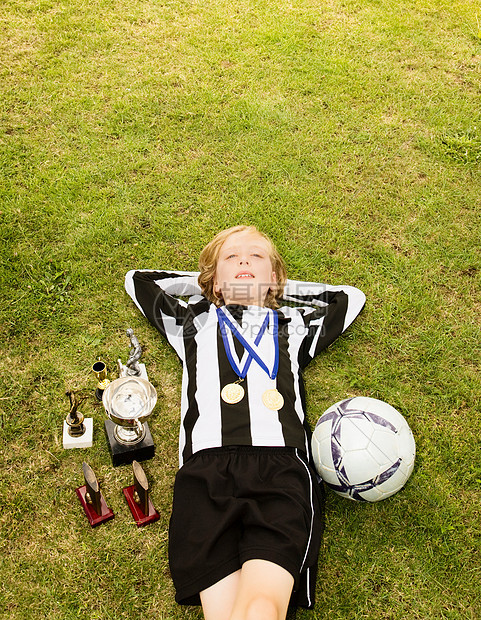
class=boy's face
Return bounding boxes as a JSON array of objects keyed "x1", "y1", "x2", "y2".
[{"x1": 214, "y1": 231, "x2": 276, "y2": 306}]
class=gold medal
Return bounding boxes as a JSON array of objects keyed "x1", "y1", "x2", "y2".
[
  {"x1": 262, "y1": 388, "x2": 284, "y2": 411},
  {"x1": 221, "y1": 382, "x2": 245, "y2": 404}
]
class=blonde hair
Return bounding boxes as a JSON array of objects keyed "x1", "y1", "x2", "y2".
[{"x1": 198, "y1": 225, "x2": 287, "y2": 308}]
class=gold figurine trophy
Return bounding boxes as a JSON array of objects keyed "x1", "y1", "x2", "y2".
[{"x1": 62, "y1": 390, "x2": 93, "y2": 449}]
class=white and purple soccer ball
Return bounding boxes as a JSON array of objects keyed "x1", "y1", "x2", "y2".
[{"x1": 311, "y1": 397, "x2": 416, "y2": 502}]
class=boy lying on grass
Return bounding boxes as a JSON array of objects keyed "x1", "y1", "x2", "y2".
[{"x1": 125, "y1": 225, "x2": 365, "y2": 620}]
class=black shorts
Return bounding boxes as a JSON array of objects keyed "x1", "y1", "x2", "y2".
[{"x1": 168, "y1": 446, "x2": 325, "y2": 609}]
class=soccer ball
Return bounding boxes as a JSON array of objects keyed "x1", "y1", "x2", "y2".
[{"x1": 311, "y1": 397, "x2": 415, "y2": 502}]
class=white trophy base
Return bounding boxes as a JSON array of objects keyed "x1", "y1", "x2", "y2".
[
  {"x1": 63, "y1": 418, "x2": 93, "y2": 449},
  {"x1": 118, "y1": 360, "x2": 148, "y2": 380}
]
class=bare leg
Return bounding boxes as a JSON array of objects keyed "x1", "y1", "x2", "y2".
[
  {"x1": 201, "y1": 560, "x2": 294, "y2": 620},
  {"x1": 229, "y1": 559, "x2": 294, "y2": 620},
  {"x1": 200, "y1": 569, "x2": 241, "y2": 620}
]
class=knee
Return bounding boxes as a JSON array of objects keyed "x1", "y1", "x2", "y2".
[{"x1": 244, "y1": 595, "x2": 279, "y2": 620}]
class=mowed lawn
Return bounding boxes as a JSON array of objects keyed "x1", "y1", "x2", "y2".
[{"x1": 1, "y1": 0, "x2": 480, "y2": 618}]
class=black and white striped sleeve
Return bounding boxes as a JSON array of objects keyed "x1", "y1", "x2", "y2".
[
  {"x1": 282, "y1": 278, "x2": 366, "y2": 367},
  {"x1": 125, "y1": 270, "x2": 202, "y2": 361}
]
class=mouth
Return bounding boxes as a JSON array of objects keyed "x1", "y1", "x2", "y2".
[{"x1": 235, "y1": 272, "x2": 254, "y2": 279}]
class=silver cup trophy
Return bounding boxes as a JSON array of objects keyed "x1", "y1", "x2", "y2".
[{"x1": 102, "y1": 376, "x2": 157, "y2": 466}]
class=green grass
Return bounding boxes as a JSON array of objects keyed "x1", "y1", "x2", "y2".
[{"x1": 1, "y1": 0, "x2": 480, "y2": 618}]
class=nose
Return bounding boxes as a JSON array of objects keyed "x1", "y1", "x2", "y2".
[{"x1": 239, "y1": 255, "x2": 250, "y2": 265}]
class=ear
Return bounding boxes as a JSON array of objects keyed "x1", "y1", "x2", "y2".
[{"x1": 267, "y1": 272, "x2": 277, "y2": 295}]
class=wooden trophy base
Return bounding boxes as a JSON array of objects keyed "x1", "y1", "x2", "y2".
[
  {"x1": 122, "y1": 485, "x2": 160, "y2": 527},
  {"x1": 76, "y1": 485, "x2": 114, "y2": 527},
  {"x1": 104, "y1": 420, "x2": 155, "y2": 467}
]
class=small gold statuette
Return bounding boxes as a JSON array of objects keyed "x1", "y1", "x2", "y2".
[
  {"x1": 262, "y1": 389, "x2": 284, "y2": 411},
  {"x1": 221, "y1": 382, "x2": 245, "y2": 404},
  {"x1": 63, "y1": 390, "x2": 93, "y2": 449}
]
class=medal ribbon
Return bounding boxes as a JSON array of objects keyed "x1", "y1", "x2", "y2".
[{"x1": 216, "y1": 307, "x2": 279, "y2": 380}]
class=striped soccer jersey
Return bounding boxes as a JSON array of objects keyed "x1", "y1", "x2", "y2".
[{"x1": 125, "y1": 270, "x2": 366, "y2": 467}]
